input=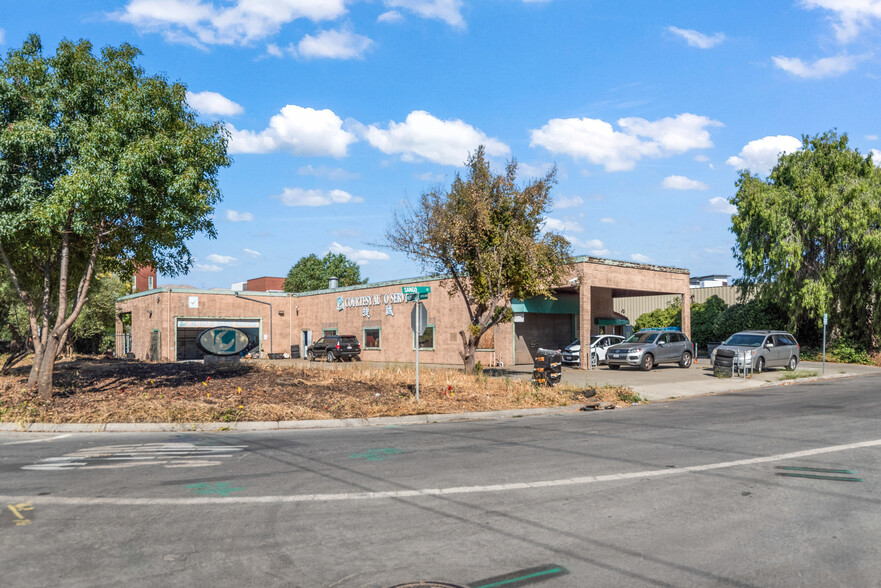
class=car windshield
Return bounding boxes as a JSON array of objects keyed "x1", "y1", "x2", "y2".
[
  {"x1": 724, "y1": 333, "x2": 765, "y2": 347},
  {"x1": 589, "y1": 336, "x2": 601, "y2": 344},
  {"x1": 624, "y1": 332, "x2": 658, "y2": 344}
]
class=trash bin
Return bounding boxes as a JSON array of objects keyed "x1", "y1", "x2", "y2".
[
  {"x1": 290, "y1": 344, "x2": 300, "y2": 359},
  {"x1": 533, "y1": 347, "x2": 562, "y2": 387}
]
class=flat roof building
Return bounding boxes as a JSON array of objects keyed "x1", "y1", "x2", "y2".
[{"x1": 116, "y1": 256, "x2": 690, "y2": 367}]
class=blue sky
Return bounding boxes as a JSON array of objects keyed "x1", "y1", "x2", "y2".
[{"x1": 3, "y1": 1, "x2": 880, "y2": 289}]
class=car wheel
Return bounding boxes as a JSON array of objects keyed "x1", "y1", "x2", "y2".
[
  {"x1": 640, "y1": 354, "x2": 654, "y2": 371},
  {"x1": 679, "y1": 351, "x2": 692, "y2": 368},
  {"x1": 787, "y1": 356, "x2": 798, "y2": 371},
  {"x1": 326, "y1": 351, "x2": 335, "y2": 362},
  {"x1": 590, "y1": 352, "x2": 598, "y2": 368},
  {"x1": 755, "y1": 356, "x2": 765, "y2": 373},
  {"x1": 608, "y1": 364, "x2": 620, "y2": 370},
  {"x1": 307, "y1": 350, "x2": 314, "y2": 362}
]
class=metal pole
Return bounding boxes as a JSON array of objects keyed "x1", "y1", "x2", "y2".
[
  {"x1": 822, "y1": 321, "x2": 826, "y2": 375},
  {"x1": 415, "y1": 301, "x2": 420, "y2": 401}
]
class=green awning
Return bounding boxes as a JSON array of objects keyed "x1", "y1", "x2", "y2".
[
  {"x1": 594, "y1": 317, "x2": 630, "y2": 326},
  {"x1": 511, "y1": 296, "x2": 579, "y2": 315}
]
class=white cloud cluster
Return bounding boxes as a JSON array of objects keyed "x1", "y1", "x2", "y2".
[
  {"x1": 384, "y1": 0, "x2": 464, "y2": 28},
  {"x1": 802, "y1": 0, "x2": 881, "y2": 43},
  {"x1": 206, "y1": 253, "x2": 238, "y2": 264},
  {"x1": 111, "y1": 0, "x2": 347, "y2": 46},
  {"x1": 543, "y1": 218, "x2": 583, "y2": 233},
  {"x1": 243, "y1": 248, "x2": 262, "y2": 257},
  {"x1": 630, "y1": 253, "x2": 651, "y2": 263},
  {"x1": 668, "y1": 26, "x2": 726, "y2": 49},
  {"x1": 726, "y1": 135, "x2": 802, "y2": 175},
  {"x1": 0, "y1": 29, "x2": 5, "y2": 45},
  {"x1": 530, "y1": 113, "x2": 722, "y2": 172},
  {"x1": 226, "y1": 210, "x2": 254, "y2": 222},
  {"x1": 295, "y1": 27, "x2": 373, "y2": 59},
  {"x1": 555, "y1": 195, "x2": 584, "y2": 209},
  {"x1": 187, "y1": 91, "x2": 244, "y2": 116},
  {"x1": 297, "y1": 164, "x2": 359, "y2": 180},
  {"x1": 228, "y1": 105, "x2": 357, "y2": 157},
  {"x1": 707, "y1": 197, "x2": 736, "y2": 214},
  {"x1": 328, "y1": 242, "x2": 390, "y2": 264},
  {"x1": 363, "y1": 110, "x2": 510, "y2": 166},
  {"x1": 662, "y1": 175, "x2": 708, "y2": 190},
  {"x1": 277, "y1": 187, "x2": 363, "y2": 206},
  {"x1": 872, "y1": 149, "x2": 881, "y2": 165},
  {"x1": 772, "y1": 54, "x2": 864, "y2": 78}
]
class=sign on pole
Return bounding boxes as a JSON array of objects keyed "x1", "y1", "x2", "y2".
[
  {"x1": 822, "y1": 313, "x2": 828, "y2": 374},
  {"x1": 411, "y1": 302, "x2": 428, "y2": 336}
]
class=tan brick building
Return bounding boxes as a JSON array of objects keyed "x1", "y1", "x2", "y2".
[{"x1": 115, "y1": 256, "x2": 690, "y2": 367}]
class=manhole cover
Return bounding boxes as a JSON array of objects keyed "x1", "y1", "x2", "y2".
[{"x1": 385, "y1": 583, "x2": 467, "y2": 588}]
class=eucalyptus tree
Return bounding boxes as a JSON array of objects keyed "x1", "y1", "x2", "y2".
[
  {"x1": 0, "y1": 35, "x2": 230, "y2": 398},
  {"x1": 387, "y1": 146, "x2": 573, "y2": 372},
  {"x1": 731, "y1": 131, "x2": 881, "y2": 348}
]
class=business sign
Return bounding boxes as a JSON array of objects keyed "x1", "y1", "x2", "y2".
[
  {"x1": 196, "y1": 327, "x2": 250, "y2": 356},
  {"x1": 402, "y1": 286, "x2": 431, "y2": 294}
]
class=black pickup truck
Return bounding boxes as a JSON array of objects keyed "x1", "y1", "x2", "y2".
[{"x1": 306, "y1": 335, "x2": 361, "y2": 362}]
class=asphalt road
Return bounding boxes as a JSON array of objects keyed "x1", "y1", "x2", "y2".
[{"x1": 2, "y1": 375, "x2": 880, "y2": 587}]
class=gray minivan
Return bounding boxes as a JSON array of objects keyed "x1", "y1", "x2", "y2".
[
  {"x1": 606, "y1": 329, "x2": 694, "y2": 371},
  {"x1": 711, "y1": 330, "x2": 799, "y2": 373}
]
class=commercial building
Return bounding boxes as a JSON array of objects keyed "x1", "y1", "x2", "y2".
[{"x1": 115, "y1": 256, "x2": 690, "y2": 367}]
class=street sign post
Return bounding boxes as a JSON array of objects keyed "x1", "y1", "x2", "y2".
[
  {"x1": 822, "y1": 313, "x2": 828, "y2": 374},
  {"x1": 403, "y1": 287, "x2": 431, "y2": 400}
]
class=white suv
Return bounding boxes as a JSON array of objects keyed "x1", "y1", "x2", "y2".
[{"x1": 562, "y1": 335, "x2": 625, "y2": 366}]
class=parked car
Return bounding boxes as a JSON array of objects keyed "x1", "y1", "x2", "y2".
[
  {"x1": 605, "y1": 329, "x2": 693, "y2": 371},
  {"x1": 307, "y1": 335, "x2": 361, "y2": 362},
  {"x1": 562, "y1": 335, "x2": 625, "y2": 366},
  {"x1": 711, "y1": 330, "x2": 799, "y2": 373}
]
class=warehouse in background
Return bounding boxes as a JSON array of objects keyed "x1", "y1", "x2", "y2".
[{"x1": 116, "y1": 256, "x2": 691, "y2": 367}]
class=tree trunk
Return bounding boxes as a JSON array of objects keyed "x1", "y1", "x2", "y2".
[
  {"x1": 27, "y1": 347, "x2": 43, "y2": 388},
  {"x1": 36, "y1": 336, "x2": 59, "y2": 400},
  {"x1": 458, "y1": 330, "x2": 477, "y2": 373}
]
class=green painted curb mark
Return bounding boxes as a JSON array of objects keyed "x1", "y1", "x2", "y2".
[
  {"x1": 348, "y1": 448, "x2": 404, "y2": 461},
  {"x1": 777, "y1": 466, "x2": 856, "y2": 474},
  {"x1": 471, "y1": 564, "x2": 569, "y2": 588},
  {"x1": 776, "y1": 473, "x2": 863, "y2": 482},
  {"x1": 185, "y1": 482, "x2": 245, "y2": 496}
]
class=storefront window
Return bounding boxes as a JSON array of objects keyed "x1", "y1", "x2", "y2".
[
  {"x1": 363, "y1": 327, "x2": 381, "y2": 349},
  {"x1": 323, "y1": 329, "x2": 337, "y2": 337},
  {"x1": 414, "y1": 325, "x2": 435, "y2": 350}
]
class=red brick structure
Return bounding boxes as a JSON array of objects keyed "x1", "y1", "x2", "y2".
[
  {"x1": 132, "y1": 266, "x2": 157, "y2": 293},
  {"x1": 116, "y1": 256, "x2": 690, "y2": 367},
  {"x1": 246, "y1": 276, "x2": 285, "y2": 292}
]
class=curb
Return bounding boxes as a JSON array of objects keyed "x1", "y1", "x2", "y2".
[{"x1": 0, "y1": 405, "x2": 583, "y2": 433}]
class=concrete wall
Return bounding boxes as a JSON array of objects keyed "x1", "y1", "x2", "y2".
[{"x1": 614, "y1": 285, "x2": 745, "y2": 325}]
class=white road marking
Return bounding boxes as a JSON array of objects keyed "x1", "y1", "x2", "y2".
[
  {"x1": 1, "y1": 434, "x2": 71, "y2": 445},
  {"x1": 20, "y1": 443, "x2": 247, "y2": 471},
  {"x1": 3, "y1": 438, "x2": 878, "y2": 506}
]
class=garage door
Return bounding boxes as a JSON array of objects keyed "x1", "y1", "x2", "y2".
[
  {"x1": 514, "y1": 313, "x2": 574, "y2": 365},
  {"x1": 176, "y1": 318, "x2": 260, "y2": 361}
]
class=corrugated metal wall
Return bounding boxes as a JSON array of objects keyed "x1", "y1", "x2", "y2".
[{"x1": 613, "y1": 286, "x2": 747, "y2": 324}]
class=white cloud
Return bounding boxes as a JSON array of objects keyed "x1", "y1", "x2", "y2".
[
  {"x1": 866, "y1": 134, "x2": 878, "y2": 140},
  {"x1": 243, "y1": 248, "x2": 262, "y2": 257},
  {"x1": 228, "y1": 105, "x2": 357, "y2": 157},
  {"x1": 0, "y1": 29, "x2": 5, "y2": 45},
  {"x1": 668, "y1": 26, "x2": 726, "y2": 49},
  {"x1": 726, "y1": 135, "x2": 802, "y2": 175},
  {"x1": 296, "y1": 27, "x2": 373, "y2": 59},
  {"x1": 555, "y1": 195, "x2": 584, "y2": 209},
  {"x1": 530, "y1": 113, "x2": 722, "y2": 172},
  {"x1": 567, "y1": 237, "x2": 608, "y2": 256},
  {"x1": 363, "y1": 110, "x2": 510, "y2": 166},
  {"x1": 277, "y1": 187, "x2": 363, "y2": 206},
  {"x1": 517, "y1": 162, "x2": 555, "y2": 178},
  {"x1": 772, "y1": 54, "x2": 864, "y2": 78},
  {"x1": 662, "y1": 175, "x2": 709, "y2": 190},
  {"x1": 194, "y1": 263, "x2": 223, "y2": 272},
  {"x1": 377, "y1": 10, "x2": 404, "y2": 23},
  {"x1": 328, "y1": 242, "x2": 390, "y2": 264},
  {"x1": 630, "y1": 253, "x2": 651, "y2": 263},
  {"x1": 265, "y1": 43, "x2": 285, "y2": 57},
  {"x1": 872, "y1": 149, "x2": 881, "y2": 165},
  {"x1": 187, "y1": 91, "x2": 243, "y2": 117},
  {"x1": 708, "y1": 197, "x2": 737, "y2": 214},
  {"x1": 801, "y1": 0, "x2": 881, "y2": 43},
  {"x1": 298, "y1": 164, "x2": 359, "y2": 180},
  {"x1": 694, "y1": 154, "x2": 710, "y2": 162},
  {"x1": 206, "y1": 253, "x2": 238, "y2": 264},
  {"x1": 226, "y1": 209, "x2": 254, "y2": 222},
  {"x1": 111, "y1": 0, "x2": 348, "y2": 46},
  {"x1": 416, "y1": 171, "x2": 446, "y2": 182},
  {"x1": 384, "y1": 0, "x2": 464, "y2": 28},
  {"x1": 544, "y1": 218, "x2": 583, "y2": 233},
  {"x1": 600, "y1": 217, "x2": 615, "y2": 224}
]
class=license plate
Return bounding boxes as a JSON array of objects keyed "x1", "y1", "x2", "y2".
[{"x1": 346, "y1": 345, "x2": 351, "y2": 349}]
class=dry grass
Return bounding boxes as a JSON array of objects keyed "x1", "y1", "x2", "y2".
[{"x1": 0, "y1": 356, "x2": 640, "y2": 426}]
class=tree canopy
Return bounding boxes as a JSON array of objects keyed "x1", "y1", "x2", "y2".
[
  {"x1": 386, "y1": 146, "x2": 573, "y2": 372},
  {"x1": 730, "y1": 131, "x2": 881, "y2": 348},
  {"x1": 0, "y1": 34, "x2": 230, "y2": 397},
  {"x1": 284, "y1": 252, "x2": 367, "y2": 293}
]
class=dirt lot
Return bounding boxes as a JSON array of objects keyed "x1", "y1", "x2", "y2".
[{"x1": 0, "y1": 357, "x2": 639, "y2": 425}]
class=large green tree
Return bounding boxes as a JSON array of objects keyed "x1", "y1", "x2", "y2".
[
  {"x1": 730, "y1": 131, "x2": 881, "y2": 348},
  {"x1": 284, "y1": 252, "x2": 367, "y2": 293},
  {"x1": 386, "y1": 146, "x2": 573, "y2": 372},
  {"x1": 0, "y1": 35, "x2": 230, "y2": 398}
]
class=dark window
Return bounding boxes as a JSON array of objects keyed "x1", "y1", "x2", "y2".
[
  {"x1": 323, "y1": 329, "x2": 337, "y2": 337},
  {"x1": 415, "y1": 325, "x2": 435, "y2": 350},
  {"x1": 363, "y1": 328, "x2": 380, "y2": 349}
]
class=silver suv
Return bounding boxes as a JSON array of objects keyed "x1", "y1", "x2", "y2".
[
  {"x1": 606, "y1": 329, "x2": 694, "y2": 371},
  {"x1": 711, "y1": 330, "x2": 799, "y2": 373}
]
